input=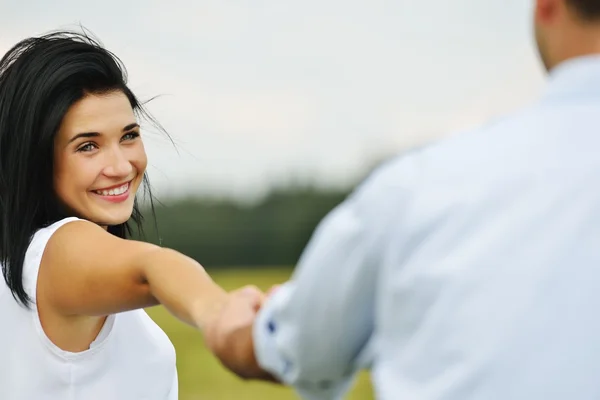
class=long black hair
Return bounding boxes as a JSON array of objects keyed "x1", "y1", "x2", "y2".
[{"x1": 0, "y1": 29, "x2": 166, "y2": 307}]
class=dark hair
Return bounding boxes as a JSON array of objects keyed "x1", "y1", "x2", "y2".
[
  {"x1": 567, "y1": 0, "x2": 600, "y2": 20},
  {"x1": 0, "y1": 29, "x2": 165, "y2": 307}
]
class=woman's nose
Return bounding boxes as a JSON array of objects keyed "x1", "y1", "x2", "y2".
[{"x1": 103, "y1": 149, "x2": 133, "y2": 178}]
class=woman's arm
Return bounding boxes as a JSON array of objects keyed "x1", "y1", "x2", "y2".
[{"x1": 37, "y1": 219, "x2": 228, "y2": 330}]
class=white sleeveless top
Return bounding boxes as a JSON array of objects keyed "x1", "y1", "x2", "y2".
[{"x1": 0, "y1": 218, "x2": 178, "y2": 399}]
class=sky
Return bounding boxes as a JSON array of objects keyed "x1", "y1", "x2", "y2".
[{"x1": 0, "y1": 0, "x2": 547, "y2": 201}]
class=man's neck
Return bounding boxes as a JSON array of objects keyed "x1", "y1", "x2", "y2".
[{"x1": 551, "y1": 29, "x2": 600, "y2": 71}]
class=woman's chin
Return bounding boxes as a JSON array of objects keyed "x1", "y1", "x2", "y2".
[{"x1": 83, "y1": 205, "x2": 134, "y2": 227}]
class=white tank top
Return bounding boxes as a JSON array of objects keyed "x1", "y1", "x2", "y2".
[{"x1": 0, "y1": 218, "x2": 178, "y2": 399}]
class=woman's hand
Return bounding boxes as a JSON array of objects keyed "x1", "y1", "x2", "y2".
[{"x1": 204, "y1": 285, "x2": 280, "y2": 383}]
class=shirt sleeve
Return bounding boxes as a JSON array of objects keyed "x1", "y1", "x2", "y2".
[{"x1": 253, "y1": 181, "x2": 386, "y2": 399}]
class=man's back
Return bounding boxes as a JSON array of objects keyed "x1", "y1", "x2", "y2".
[
  {"x1": 208, "y1": 2, "x2": 600, "y2": 399},
  {"x1": 372, "y1": 55, "x2": 600, "y2": 399}
]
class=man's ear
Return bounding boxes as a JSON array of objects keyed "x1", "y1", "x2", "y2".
[{"x1": 535, "y1": 0, "x2": 561, "y2": 24}]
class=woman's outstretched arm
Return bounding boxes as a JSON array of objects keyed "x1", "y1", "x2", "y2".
[{"x1": 37, "y1": 219, "x2": 230, "y2": 330}]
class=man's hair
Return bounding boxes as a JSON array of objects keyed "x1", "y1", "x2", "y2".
[{"x1": 567, "y1": 0, "x2": 600, "y2": 21}]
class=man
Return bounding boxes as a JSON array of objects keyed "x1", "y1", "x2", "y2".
[{"x1": 206, "y1": 0, "x2": 600, "y2": 398}]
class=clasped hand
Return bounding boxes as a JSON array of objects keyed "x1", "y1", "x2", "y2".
[{"x1": 203, "y1": 285, "x2": 281, "y2": 382}]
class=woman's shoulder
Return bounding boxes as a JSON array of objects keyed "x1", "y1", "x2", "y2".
[
  {"x1": 29, "y1": 216, "x2": 84, "y2": 255},
  {"x1": 34, "y1": 217, "x2": 83, "y2": 239},
  {"x1": 22, "y1": 217, "x2": 85, "y2": 299},
  {"x1": 28, "y1": 217, "x2": 82, "y2": 258},
  {"x1": 29, "y1": 217, "x2": 97, "y2": 253}
]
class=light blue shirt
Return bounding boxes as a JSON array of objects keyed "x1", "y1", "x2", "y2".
[{"x1": 253, "y1": 54, "x2": 600, "y2": 400}]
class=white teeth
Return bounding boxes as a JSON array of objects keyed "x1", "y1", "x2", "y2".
[
  {"x1": 95, "y1": 183, "x2": 129, "y2": 196},
  {"x1": 115, "y1": 184, "x2": 128, "y2": 195}
]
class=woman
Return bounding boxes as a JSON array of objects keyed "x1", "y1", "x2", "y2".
[{"x1": 0, "y1": 30, "x2": 261, "y2": 399}]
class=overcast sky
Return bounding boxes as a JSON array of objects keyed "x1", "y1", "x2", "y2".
[{"x1": 0, "y1": 0, "x2": 546, "y2": 201}]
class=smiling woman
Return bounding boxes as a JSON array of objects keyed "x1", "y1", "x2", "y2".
[
  {"x1": 54, "y1": 92, "x2": 147, "y2": 226},
  {"x1": 0, "y1": 30, "x2": 262, "y2": 399}
]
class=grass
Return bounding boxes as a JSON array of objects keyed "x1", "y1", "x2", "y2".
[{"x1": 146, "y1": 268, "x2": 375, "y2": 400}]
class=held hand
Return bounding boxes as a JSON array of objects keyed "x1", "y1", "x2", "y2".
[
  {"x1": 266, "y1": 284, "x2": 281, "y2": 298},
  {"x1": 204, "y1": 285, "x2": 278, "y2": 382}
]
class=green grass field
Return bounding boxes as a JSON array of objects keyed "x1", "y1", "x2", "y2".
[{"x1": 146, "y1": 268, "x2": 375, "y2": 400}]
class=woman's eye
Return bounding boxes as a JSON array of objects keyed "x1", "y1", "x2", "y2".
[
  {"x1": 77, "y1": 142, "x2": 96, "y2": 152},
  {"x1": 122, "y1": 131, "x2": 140, "y2": 141}
]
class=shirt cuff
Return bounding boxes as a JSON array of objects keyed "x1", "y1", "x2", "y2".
[
  {"x1": 253, "y1": 294, "x2": 357, "y2": 400},
  {"x1": 253, "y1": 295, "x2": 290, "y2": 382}
]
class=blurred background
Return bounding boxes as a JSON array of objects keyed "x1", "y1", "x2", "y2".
[{"x1": 2, "y1": 1, "x2": 546, "y2": 398}]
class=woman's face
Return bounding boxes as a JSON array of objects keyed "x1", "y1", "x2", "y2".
[{"x1": 53, "y1": 91, "x2": 147, "y2": 226}]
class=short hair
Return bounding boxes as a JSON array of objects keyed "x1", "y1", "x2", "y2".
[
  {"x1": 567, "y1": 0, "x2": 600, "y2": 20},
  {"x1": 0, "y1": 29, "x2": 166, "y2": 307}
]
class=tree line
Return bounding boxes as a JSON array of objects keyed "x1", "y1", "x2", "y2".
[{"x1": 135, "y1": 186, "x2": 352, "y2": 268}]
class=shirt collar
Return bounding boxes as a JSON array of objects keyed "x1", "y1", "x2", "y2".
[{"x1": 541, "y1": 54, "x2": 600, "y2": 101}]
